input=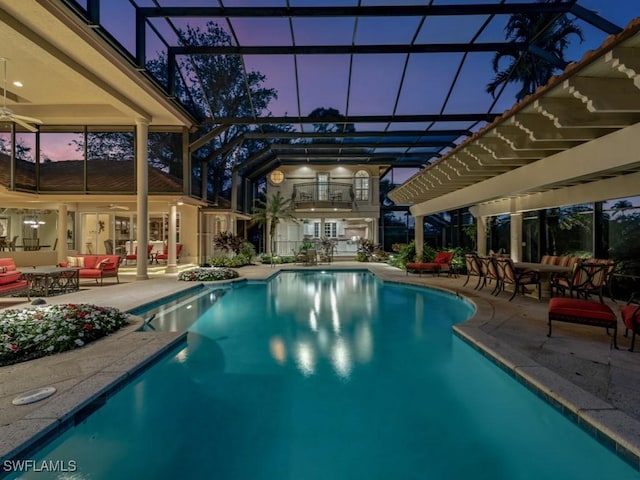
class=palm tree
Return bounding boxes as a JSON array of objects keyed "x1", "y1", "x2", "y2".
[
  {"x1": 487, "y1": 0, "x2": 583, "y2": 102},
  {"x1": 251, "y1": 191, "x2": 297, "y2": 255}
]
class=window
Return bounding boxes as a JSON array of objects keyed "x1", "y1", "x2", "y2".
[
  {"x1": 325, "y1": 222, "x2": 337, "y2": 238},
  {"x1": 313, "y1": 222, "x2": 337, "y2": 238},
  {"x1": 354, "y1": 170, "x2": 369, "y2": 201}
]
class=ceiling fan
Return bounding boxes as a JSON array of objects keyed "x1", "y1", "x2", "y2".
[
  {"x1": 109, "y1": 204, "x2": 130, "y2": 211},
  {"x1": 0, "y1": 58, "x2": 43, "y2": 132}
]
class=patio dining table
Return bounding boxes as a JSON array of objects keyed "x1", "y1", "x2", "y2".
[{"x1": 514, "y1": 262, "x2": 572, "y2": 299}]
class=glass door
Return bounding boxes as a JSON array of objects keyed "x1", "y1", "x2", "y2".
[{"x1": 317, "y1": 173, "x2": 329, "y2": 201}]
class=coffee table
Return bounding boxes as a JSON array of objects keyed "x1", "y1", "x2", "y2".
[{"x1": 23, "y1": 267, "x2": 80, "y2": 297}]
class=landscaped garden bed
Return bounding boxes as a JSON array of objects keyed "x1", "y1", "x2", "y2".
[
  {"x1": 177, "y1": 266, "x2": 240, "y2": 282},
  {"x1": 1, "y1": 304, "x2": 130, "y2": 366}
]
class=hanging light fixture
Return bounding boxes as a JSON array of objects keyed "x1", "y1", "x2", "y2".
[{"x1": 23, "y1": 216, "x2": 45, "y2": 228}]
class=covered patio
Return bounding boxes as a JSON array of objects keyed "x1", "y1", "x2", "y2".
[{"x1": 389, "y1": 19, "x2": 640, "y2": 267}]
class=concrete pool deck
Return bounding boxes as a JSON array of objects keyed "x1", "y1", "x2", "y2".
[{"x1": 1, "y1": 261, "x2": 639, "y2": 470}]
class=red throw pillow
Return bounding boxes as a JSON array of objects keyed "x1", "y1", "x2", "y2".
[{"x1": 95, "y1": 259, "x2": 111, "y2": 269}]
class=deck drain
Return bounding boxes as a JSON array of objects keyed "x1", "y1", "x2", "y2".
[{"x1": 12, "y1": 386, "x2": 57, "y2": 406}]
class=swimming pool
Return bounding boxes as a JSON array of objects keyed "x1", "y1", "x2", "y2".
[{"x1": 7, "y1": 271, "x2": 639, "y2": 479}]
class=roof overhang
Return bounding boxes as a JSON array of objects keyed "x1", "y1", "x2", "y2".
[
  {"x1": 0, "y1": 0, "x2": 195, "y2": 127},
  {"x1": 389, "y1": 18, "x2": 640, "y2": 217},
  {"x1": 0, "y1": 189, "x2": 208, "y2": 210}
]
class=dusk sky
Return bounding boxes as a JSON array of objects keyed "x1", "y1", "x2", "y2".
[{"x1": 31, "y1": 0, "x2": 640, "y2": 164}]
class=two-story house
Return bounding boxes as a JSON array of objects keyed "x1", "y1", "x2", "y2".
[{"x1": 265, "y1": 165, "x2": 381, "y2": 257}]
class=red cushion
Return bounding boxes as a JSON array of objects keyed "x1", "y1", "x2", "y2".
[
  {"x1": 0, "y1": 258, "x2": 17, "y2": 271},
  {"x1": 407, "y1": 263, "x2": 438, "y2": 270},
  {"x1": 0, "y1": 279, "x2": 27, "y2": 292},
  {"x1": 0, "y1": 272, "x2": 21, "y2": 285},
  {"x1": 548, "y1": 298, "x2": 616, "y2": 323},
  {"x1": 620, "y1": 305, "x2": 640, "y2": 330},
  {"x1": 434, "y1": 252, "x2": 452, "y2": 264},
  {"x1": 81, "y1": 256, "x2": 97, "y2": 268},
  {"x1": 79, "y1": 268, "x2": 102, "y2": 279}
]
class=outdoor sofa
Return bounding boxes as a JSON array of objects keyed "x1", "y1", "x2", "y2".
[
  {"x1": 0, "y1": 258, "x2": 29, "y2": 298},
  {"x1": 58, "y1": 254, "x2": 122, "y2": 285}
]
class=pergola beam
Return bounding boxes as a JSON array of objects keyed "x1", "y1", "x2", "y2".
[
  {"x1": 270, "y1": 141, "x2": 455, "y2": 149},
  {"x1": 209, "y1": 114, "x2": 496, "y2": 124},
  {"x1": 569, "y1": 4, "x2": 623, "y2": 35},
  {"x1": 170, "y1": 43, "x2": 527, "y2": 56},
  {"x1": 241, "y1": 129, "x2": 471, "y2": 139},
  {"x1": 138, "y1": 4, "x2": 574, "y2": 19}
]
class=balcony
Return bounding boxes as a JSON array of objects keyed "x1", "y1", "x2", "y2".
[{"x1": 293, "y1": 182, "x2": 354, "y2": 210}]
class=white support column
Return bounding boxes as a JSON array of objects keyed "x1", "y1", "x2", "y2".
[
  {"x1": 266, "y1": 219, "x2": 272, "y2": 255},
  {"x1": 57, "y1": 204, "x2": 68, "y2": 264},
  {"x1": 320, "y1": 218, "x2": 325, "y2": 239},
  {"x1": 165, "y1": 204, "x2": 178, "y2": 274},
  {"x1": 372, "y1": 218, "x2": 378, "y2": 244},
  {"x1": 136, "y1": 118, "x2": 149, "y2": 280},
  {"x1": 227, "y1": 214, "x2": 233, "y2": 235},
  {"x1": 414, "y1": 215, "x2": 424, "y2": 260},
  {"x1": 510, "y1": 213, "x2": 523, "y2": 262},
  {"x1": 476, "y1": 215, "x2": 487, "y2": 256}
]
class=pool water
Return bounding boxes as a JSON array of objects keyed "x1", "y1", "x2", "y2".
[{"x1": 9, "y1": 271, "x2": 639, "y2": 479}]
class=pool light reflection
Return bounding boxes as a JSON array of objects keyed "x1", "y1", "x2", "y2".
[
  {"x1": 331, "y1": 338, "x2": 352, "y2": 379},
  {"x1": 296, "y1": 342, "x2": 315, "y2": 376}
]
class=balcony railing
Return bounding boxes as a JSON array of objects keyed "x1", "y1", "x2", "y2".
[{"x1": 292, "y1": 182, "x2": 354, "y2": 210}]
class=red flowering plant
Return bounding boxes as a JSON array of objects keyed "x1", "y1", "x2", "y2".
[{"x1": 0, "y1": 303, "x2": 129, "y2": 366}]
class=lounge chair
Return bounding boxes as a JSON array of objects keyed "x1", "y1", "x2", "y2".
[{"x1": 406, "y1": 251, "x2": 454, "y2": 277}]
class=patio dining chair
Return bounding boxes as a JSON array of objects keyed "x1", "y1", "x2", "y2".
[
  {"x1": 477, "y1": 256, "x2": 500, "y2": 294},
  {"x1": 124, "y1": 244, "x2": 153, "y2": 265},
  {"x1": 104, "y1": 239, "x2": 114, "y2": 255},
  {"x1": 293, "y1": 248, "x2": 307, "y2": 265},
  {"x1": 494, "y1": 257, "x2": 541, "y2": 302},
  {"x1": 8, "y1": 235, "x2": 18, "y2": 251},
  {"x1": 551, "y1": 261, "x2": 613, "y2": 303},
  {"x1": 156, "y1": 244, "x2": 182, "y2": 264},
  {"x1": 463, "y1": 254, "x2": 482, "y2": 289},
  {"x1": 23, "y1": 238, "x2": 40, "y2": 251},
  {"x1": 620, "y1": 292, "x2": 640, "y2": 351},
  {"x1": 305, "y1": 249, "x2": 317, "y2": 266}
]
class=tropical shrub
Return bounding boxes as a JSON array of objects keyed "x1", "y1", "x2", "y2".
[
  {"x1": 419, "y1": 244, "x2": 437, "y2": 262},
  {"x1": 396, "y1": 241, "x2": 416, "y2": 266},
  {"x1": 213, "y1": 231, "x2": 245, "y2": 255},
  {"x1": 207, "y1": 254, "x2": 252, "y2": 268},
  {"x1": 238, "y1": 241, "x2": 256, "y2": 260},
  {"x1": 357, "y1": 239, "x2": 386, "y2": 262}
]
